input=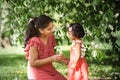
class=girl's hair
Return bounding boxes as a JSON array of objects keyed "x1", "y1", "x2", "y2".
[
  {"x1": 24, "y1": 15, "x2": 53, "y2": 47},
  {"x1": 69, "y1": 23, "x2": 85, "y2": 38}
]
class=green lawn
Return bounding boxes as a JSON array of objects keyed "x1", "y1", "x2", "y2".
[
  {"x1": 0, "y1": 46, "x2": 69, "y2": 80},
  {"x1": 0, "y1": 46, "x2": 120, "y2": 80},
  {"x1": 0, "y1": 46, "x2": 27, "y2": 80}
]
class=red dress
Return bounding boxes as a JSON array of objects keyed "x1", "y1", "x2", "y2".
[
  {"x1": 24, "y1": 35, "x2": 67, "y2": 80},
  {"x1": 67, "y1": 40, "x2": 88, "y2": 80}
]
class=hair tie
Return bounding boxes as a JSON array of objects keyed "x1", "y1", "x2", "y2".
[
  {"x1": 69, "y1": 27, "x2": 72, "y2": 32},
  {"x1": 28, "y1": 17, "x2": 37, "y2": 28},
  {"x1": 28, "y1": 18, "x2": 33, "y2": 23}
]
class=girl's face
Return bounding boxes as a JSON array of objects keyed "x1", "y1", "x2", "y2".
[
  {"x1": 67, "y1": 31, "x2": 76, "y2": 40},
  {"x1": 39, "y1": 22, "x2": 54, "y2": 36}
]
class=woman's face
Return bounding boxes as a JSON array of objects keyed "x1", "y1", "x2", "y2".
[{"x1": 39, "y1": 22, "x2": 54, "y2": 36}]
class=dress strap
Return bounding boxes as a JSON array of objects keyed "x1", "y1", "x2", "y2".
[{"x1": 72, "y1": 40, "x2": 82, "y2": 47}]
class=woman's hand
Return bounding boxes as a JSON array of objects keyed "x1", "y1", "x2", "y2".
[
  {"x1": 52, "y1": 54, "x2": 63, "y2": 62},
  {"x1": 59, "y1": 54, "x2": 70, "y2": 65}
]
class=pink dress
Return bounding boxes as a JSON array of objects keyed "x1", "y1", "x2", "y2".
[
  {"x1": 24, "y1": 35, "x2": 67, "y2": 80},
  {"x1": 67, "y1": 40, "x2": 88, "y2": 80}
]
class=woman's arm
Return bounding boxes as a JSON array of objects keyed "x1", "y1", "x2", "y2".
[{"x1": 29, "y1": 46, "x2": 62, "y2": 67}]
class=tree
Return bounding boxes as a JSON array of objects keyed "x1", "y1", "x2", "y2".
[{"x1": 1, "y1": 0, "x2": 120, "y2": 62}]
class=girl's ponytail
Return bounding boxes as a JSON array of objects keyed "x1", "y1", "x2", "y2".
[{"x1": 24, "y1": 17, "x2": 39, "y2": 47}]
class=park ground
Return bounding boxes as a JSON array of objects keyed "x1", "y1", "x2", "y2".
[{"x1": 0, "y1": 45, "x2": 120, "y2": 80}]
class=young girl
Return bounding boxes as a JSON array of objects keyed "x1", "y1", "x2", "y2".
[
  {"x1": 63, "y1": 23, "x2": 88, "y2": 80},
  {"x1": 24, "y1": 15, "x2": 67, "y2": 80}
]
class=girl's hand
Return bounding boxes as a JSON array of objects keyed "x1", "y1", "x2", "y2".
[
  {"x1": 62, "y1": 59, "x2": 69, "y2": 65},
  {"x1": 70, "y1": 64, "x2": 76, "y2": 69},
  {"x1": 59, "y1": 54, "x2": 69, "y2": 65}
]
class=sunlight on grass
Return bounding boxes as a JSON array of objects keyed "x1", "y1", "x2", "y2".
[
  {"x1": 59, "y1": 45, "x2": 71, "y2": 51},
  {"x1": 0, "y1": 46, "x2": 24, "y2": 54}
]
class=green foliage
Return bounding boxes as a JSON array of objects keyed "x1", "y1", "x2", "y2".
[
  {"x1": 111, "y1": 30, "x2": 120, "y2": 51},
  {"x1": 1, "y1": 0, "x2": 120, "y2": 68}
]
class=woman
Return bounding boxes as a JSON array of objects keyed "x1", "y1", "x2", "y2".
[{"x1": 24, "y1": 15, "x2": 67, "y2": 80}]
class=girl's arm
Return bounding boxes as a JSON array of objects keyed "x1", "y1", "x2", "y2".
[
  {"x1": 71, "y1": 43, "x2": 81, "y2": 68},
  {"x1": 29, "y1": 46, "x2": 62, "y2": 67}
]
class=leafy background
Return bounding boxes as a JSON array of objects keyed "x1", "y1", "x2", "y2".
[{"x1": 0, "y1": 0, "x2": 120, "y2": 79}]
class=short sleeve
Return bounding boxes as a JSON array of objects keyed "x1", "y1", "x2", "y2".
[{"x1": 24, "y1": 37, "x2": 40, "y2": 60}]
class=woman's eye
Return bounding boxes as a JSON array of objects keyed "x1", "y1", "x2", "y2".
[
  {"x1": 48, "y1": 28, "x2": 52, "y2": 30},
  {"x1": 48, "y1": 28, "x2": 52, "y2": 31}
]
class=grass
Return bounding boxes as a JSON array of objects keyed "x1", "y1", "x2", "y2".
[
  {"x1": 0, "y1": 45, "x2": 120, "y2": 80},
  {"x1": 0, "y1": 46, "x2": 27, "y2": 80},
  {"x1": 0, "y1": 46, "x2": 69, "y2": 80}
]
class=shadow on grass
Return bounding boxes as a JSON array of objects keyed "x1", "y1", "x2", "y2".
[
  {"x1": 86, "y1": 50, "x2": 120, "y2": 79},
  {"x1": 0, "y1": 53, "x2": 28, "y2": 79},
  {"x1": 86, "y1": 49, "x2": 120, "y2": 67}
]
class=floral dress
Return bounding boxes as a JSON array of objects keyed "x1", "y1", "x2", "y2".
[
  {"x1": 24, "y1": 35, "x2": 66, "y2": 80},
  {"x1": 67, "y1": 40, "x2": 88, "y2": 80}
]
